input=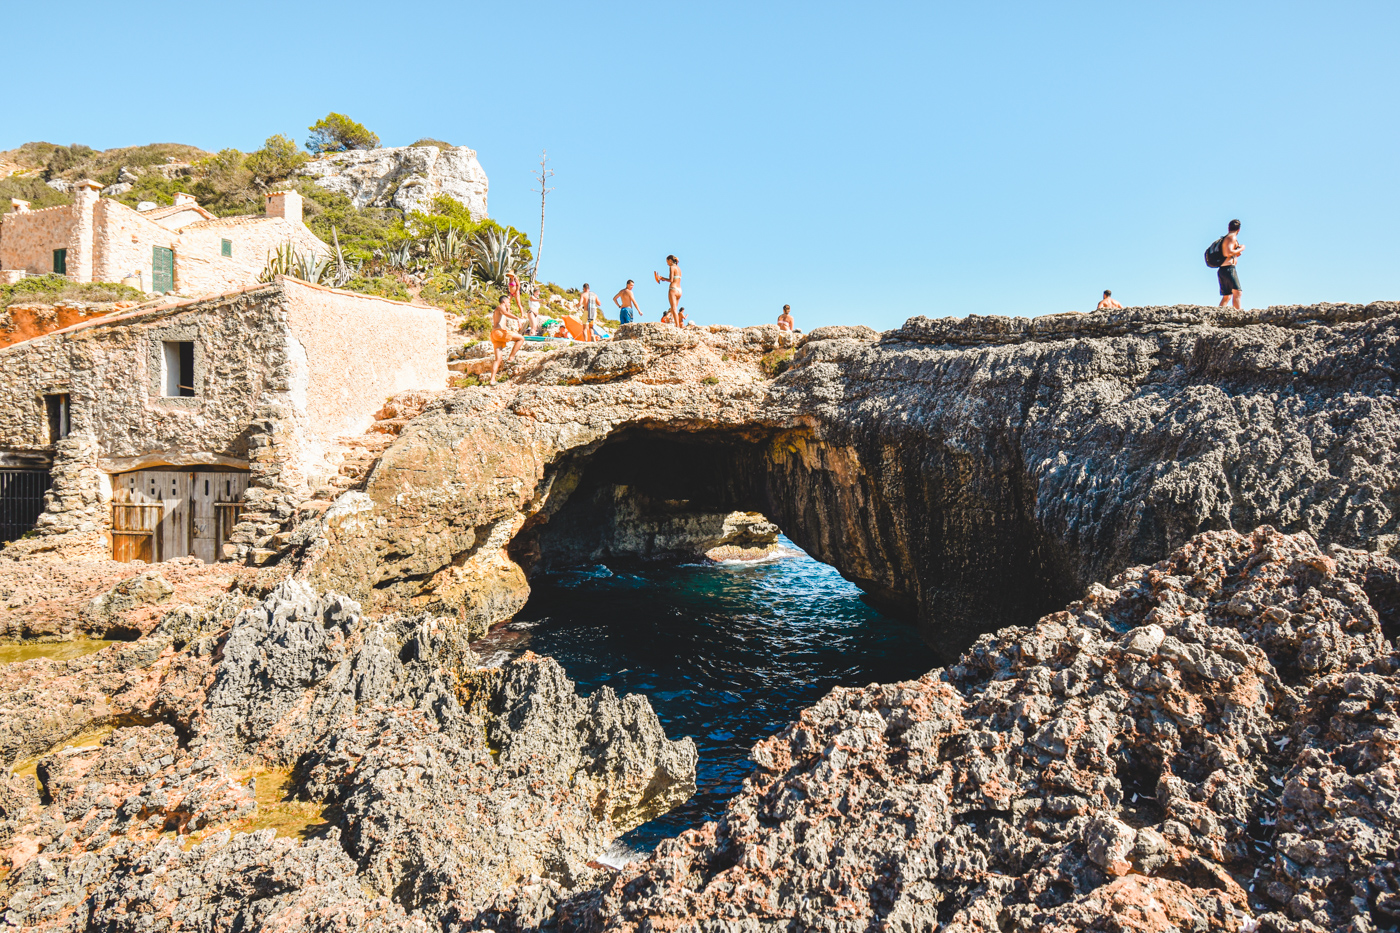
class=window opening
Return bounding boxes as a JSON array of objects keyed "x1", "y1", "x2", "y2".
[
  {"x1": 44, "y1": 394, "x2": 70, "y2": 443},
  {"x1": 161, "y1": 341, "x2": 196, "y2": 397},
  {"x1": 220, "y1": 239, "x2": 232, "y2": 258},
  {"x1": 52, "y1": 248, "x2": 67, "y2": 275},
  {"x1": 204, "y1": 479, "x2": 210, "y2": 495}
]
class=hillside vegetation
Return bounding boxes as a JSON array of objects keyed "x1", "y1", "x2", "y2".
[{"x1": 0, "y1": 117, "x2": 559, "y2": 339}]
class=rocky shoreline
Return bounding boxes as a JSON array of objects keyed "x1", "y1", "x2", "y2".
[{"x1": 3, "y1": 304, "x2": 1400, "y2": 931}]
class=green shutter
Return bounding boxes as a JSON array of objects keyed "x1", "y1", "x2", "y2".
[
  {"x1": 220, "y1": 238, "x2": 232, "y2": 258},
  {"x1": 152, "y1": 247, "x2": 175, "y2": 294},
  {"x1": 52, "y1": 248, "x2": 67, "y2": 275}
]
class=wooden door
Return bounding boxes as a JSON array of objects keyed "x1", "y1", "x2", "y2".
[
  {"x1": 111, "y1": 473, "x2": 162, "y2": 562},
  {"x1": 112, "y1": 470, "x2": 247, "y2": 563},
  {"x1": 152, "y1": 246, "x2": 174, "y2": 294}
]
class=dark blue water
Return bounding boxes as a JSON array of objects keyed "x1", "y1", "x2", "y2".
[{"x1": 486, "y1": 538, "x2": 938, "y2": 851}]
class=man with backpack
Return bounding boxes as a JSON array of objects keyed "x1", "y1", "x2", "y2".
[{"x1": 1207, "y1": 219, "x2": 1245, "y2": 309}]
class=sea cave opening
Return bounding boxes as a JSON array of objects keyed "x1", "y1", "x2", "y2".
[{"x1": 498, "y1": 426, "x2": 940, "y2": 849}]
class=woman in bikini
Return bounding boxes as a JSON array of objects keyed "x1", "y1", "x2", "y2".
[
  {"x1": 506, "y1": 271, "x2": 525, "y2": 318},
  {"x1": 489, "y1": 295, "x2": 525, "y2": 382},
  {"x1": 654, "y1": 255, "x2": 681, "y2": 325}
]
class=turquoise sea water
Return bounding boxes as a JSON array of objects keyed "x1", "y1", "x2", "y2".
[{"x1": 487, "y1": 538, "x2": 938, "y2": 851}]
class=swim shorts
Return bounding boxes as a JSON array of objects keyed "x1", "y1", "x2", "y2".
[
  {"x1": 490, "y1": 327, "x2": 510, "y2": 349},
  {"x1": 1218, "y1": 265, "x2": 1241, "y2": 295},
  {"x1": 586, "y1": 305, "x2": 597, "y2": 322},
  {"x1": 619, "y1": 308, "x2": 634, "y2": 325}
]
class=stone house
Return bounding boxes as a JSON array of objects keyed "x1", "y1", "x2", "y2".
[
  {"x1": 0, "y1": 276, "x2": 446, "y2": 564},
  {"x1": 0, "y1": 184, "x2": 325, "y2": 296}
]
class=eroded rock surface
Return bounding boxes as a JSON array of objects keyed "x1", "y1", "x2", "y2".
[
  {"x1": 557, "y1": 527, "x2": 1400, "y2": 933},
  {"x1": 299, "y1": 144, "x2": 489, "y2": 218},
  {"x1": 300, "y1": 304, "x2": 1400, "y2": 657},
  {"x1": 0, "y1": 583, "x2": 695, "y2": 931}
]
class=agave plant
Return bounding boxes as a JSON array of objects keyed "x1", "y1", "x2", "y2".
[
  {"x1": 384, "y1": 242, "x2": 414, "y2": 272},
  {"x1": 258, "y1": 242, "x2": 335, "y2": 286},
  {"x1": 427, "y1": 225, "x2": 469, "y2": 268},
  {"x1": 470, "y1": 227, "x2": 526, "y2": 285}
]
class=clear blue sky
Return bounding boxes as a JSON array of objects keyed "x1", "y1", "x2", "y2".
[{"x1": 6, "y1": 1, "x2": 1398, "y2": 330}]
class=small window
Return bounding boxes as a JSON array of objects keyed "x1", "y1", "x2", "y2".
[
  {"x1": 161, "y1": 341, "x2": 196, "y2": 397},
  {"x1": 44, "y1": 394, "x2": 70, "y2": 442},
  {"x1": 220, "y1": 238, "x2": 232, "y2": 258},
  {"x1": 52, "y1": 248, "x2": 67, "y2": 275}
]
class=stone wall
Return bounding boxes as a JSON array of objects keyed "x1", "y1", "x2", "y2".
[
  {"x1": 173, "y1": 216, "x2": 324, "y2": 298},
  {"x1": 282, "y1": 278, "x2": 448, "y2": 467},
  {"x1": 0, "y1": 285, "x2": 291, "y2": 467},
  {"x1": 90, "y1": 199, "x2": 178, "y2": 289},
  {"x1": 28, "y1": 432, "x2": 107, "y2": 552},
  {"x1": 0, "y1": 203, "x2": 75, "y2": 275}
]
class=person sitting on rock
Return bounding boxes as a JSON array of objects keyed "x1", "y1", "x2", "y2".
[
  {"x1": 777, "y1": 305, "x2": 794, "y2": 331},
  {"x1": 1097, "y1": 290, "x2": 1123, "y2": 311},
  {"x1": 489, "y1": 295, "x2": 525, "y2": 382}
]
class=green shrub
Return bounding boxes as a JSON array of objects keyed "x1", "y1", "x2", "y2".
[
  {"x1": 703, "y1": 375, "x2": 720, "y2": 385},
  {"x1": 0, "y1": 276, "x2": 145, "y2": 307},
  {"x1": 340, "y1": 275, "x2": 410, "y2": 302},
  {"x1": 450, "y1": 373, "x2": 482, "y2": 388},
  {"x1": 306, "y1": 113, "x2": 380, "y2": 154},
  {"x1": 760, "y1": 347, "x2": 796, "y2": 377},
  {"x1": 410, "y1": 138, "x2": 454, "y2": 150},
  {"x1": 0, "y1": 175, "x2": 72, "y2": 213},
  {"x1": 245, "y1": 135, "x2": 309, "y2": 187},
  {"x1": 299, "y1": 184, "x2": 407, "y2": 262}
]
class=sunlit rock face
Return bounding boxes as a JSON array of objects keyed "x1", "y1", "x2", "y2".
[
  {"x1": 299, "y1": 144, "x2": 489, "y2": 218},
  {"x1": 300, "y1": 303, "x2": 1400, "y2": 659}
]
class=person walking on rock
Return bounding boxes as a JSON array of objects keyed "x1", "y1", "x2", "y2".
[
  {"x1": 613, "y1": 280, "x2": 643, "y2": 324},
  {"x1": 655, "y1": 255, "x2": 682, "y2": 325},
  {"x1": 1097, "y1": 290, "x2": 1123, "y2": 310},
  {"x1": 489, "y1": 295, "x2": 525, "y2": 382},
  {"x1": 1217, "y1": 219, "x2": 1244, "y2": 309},
  {"x1": 777, "y1": 305, "x2": 794, "y2": 331}
]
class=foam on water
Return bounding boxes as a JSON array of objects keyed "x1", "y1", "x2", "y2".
[{"x1": 493, "y1": 536, "x2": 937, "y2": 852}]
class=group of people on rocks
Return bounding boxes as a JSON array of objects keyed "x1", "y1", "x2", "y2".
[
  {"x1": 487, "y1": 254, "x2": 797, "y2": 380},
  {"x1": 1096, "y1": 219, "x2": 1247, "y2": 312}
]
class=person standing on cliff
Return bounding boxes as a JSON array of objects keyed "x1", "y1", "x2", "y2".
[
  {"x1": 613, "y1": 280, "x2": 643, "y2": 325},
  {"x1": 489, "y1": 295, "x2": 525, "y2": 382},
  {"x1": 1218, "y1": 219, "x2": 1244, "y2": 309},
  {"x1": 578, "y1": 284, "x2": 601, "y2": 342},
  {"x1": 1097, "y1": 290, "x2": 1123, "y2": 310},
  {"x1": 777, "y1": 305, "x2": 795, "y2": 331},
  {"x1": 655, "y1": 255, "x2": 682, "y2": 325}
]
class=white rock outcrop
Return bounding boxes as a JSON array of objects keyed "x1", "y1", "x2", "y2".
[{"x1": 299, "y1": 145, "x2": 489, "y2": 218}]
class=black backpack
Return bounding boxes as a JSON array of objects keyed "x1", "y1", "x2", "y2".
[{"x1": 1204, "y1": 237, "x2": 1226, "y2": 268}]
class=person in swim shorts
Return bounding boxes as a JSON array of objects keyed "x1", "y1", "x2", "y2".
[
  {"x1": 655, "y1": 255, "x2": 681, "y2": 324},
  {"x1": 613, "y1": 280, "x2": 643, "y2": 324},
  {"x1": 1218, "y1": 219, "x2": 1244, "y2": 309},
  {"x1": 578, "y1": 283, "x2": 601, "y2": 342},
  {"x1": 777, "y1": 305, "x2": 794, "y2": 331},
  {"x1": 489, "y1": 295, "x2": 525, "y2": 382}
]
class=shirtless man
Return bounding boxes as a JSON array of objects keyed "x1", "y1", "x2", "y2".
[
  {"x1": 777, "y1": 304, "x2": 794, "y2": 331},
  {"x1": 1218, "y1": 219, "x2": 1244, "y2": 309},
  {"x1": 1097, "y1": 290, "x2": 1123, "y2": 310},
  {"x1": 654, "y1": 255, "x2": 681, "y2": 324},
  {"x1": 613, "y1": 280, "x2": 643, "y2": 324},
  {"x1": 578, "y1": 284, "x2": 601, "y2": 342},
  {"x1": 489, "y1": 294, "x2": 525, "y2": 382}
]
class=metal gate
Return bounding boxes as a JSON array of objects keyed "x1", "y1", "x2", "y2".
[{"x1": 0, "y1": 470, "x2": 52, "y2": 544}]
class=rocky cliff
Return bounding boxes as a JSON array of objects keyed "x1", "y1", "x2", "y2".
[
  {"x1": 0, "y1": 583, "x2": 695, "y2": 931},
  {"x1": 299, "y1": 144, "x2": 489, "y2": 218},
  {"x1": 298, "y1": 302, "x2": 1400, "y2": 659}
]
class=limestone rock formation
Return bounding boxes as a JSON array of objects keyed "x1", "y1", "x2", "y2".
[
  {"x1": 299, "y1": 145, "x2": 489, "y2": 218},
  {"x1": 555, "y1": 527, "x2": 1400, "y2": 933},
  {"x1": 298, "y1": 303, "x2": 1400, "y2": 659},
  {"x1": 0, "y1": 582, "x2": 695, "y2": 931}
]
